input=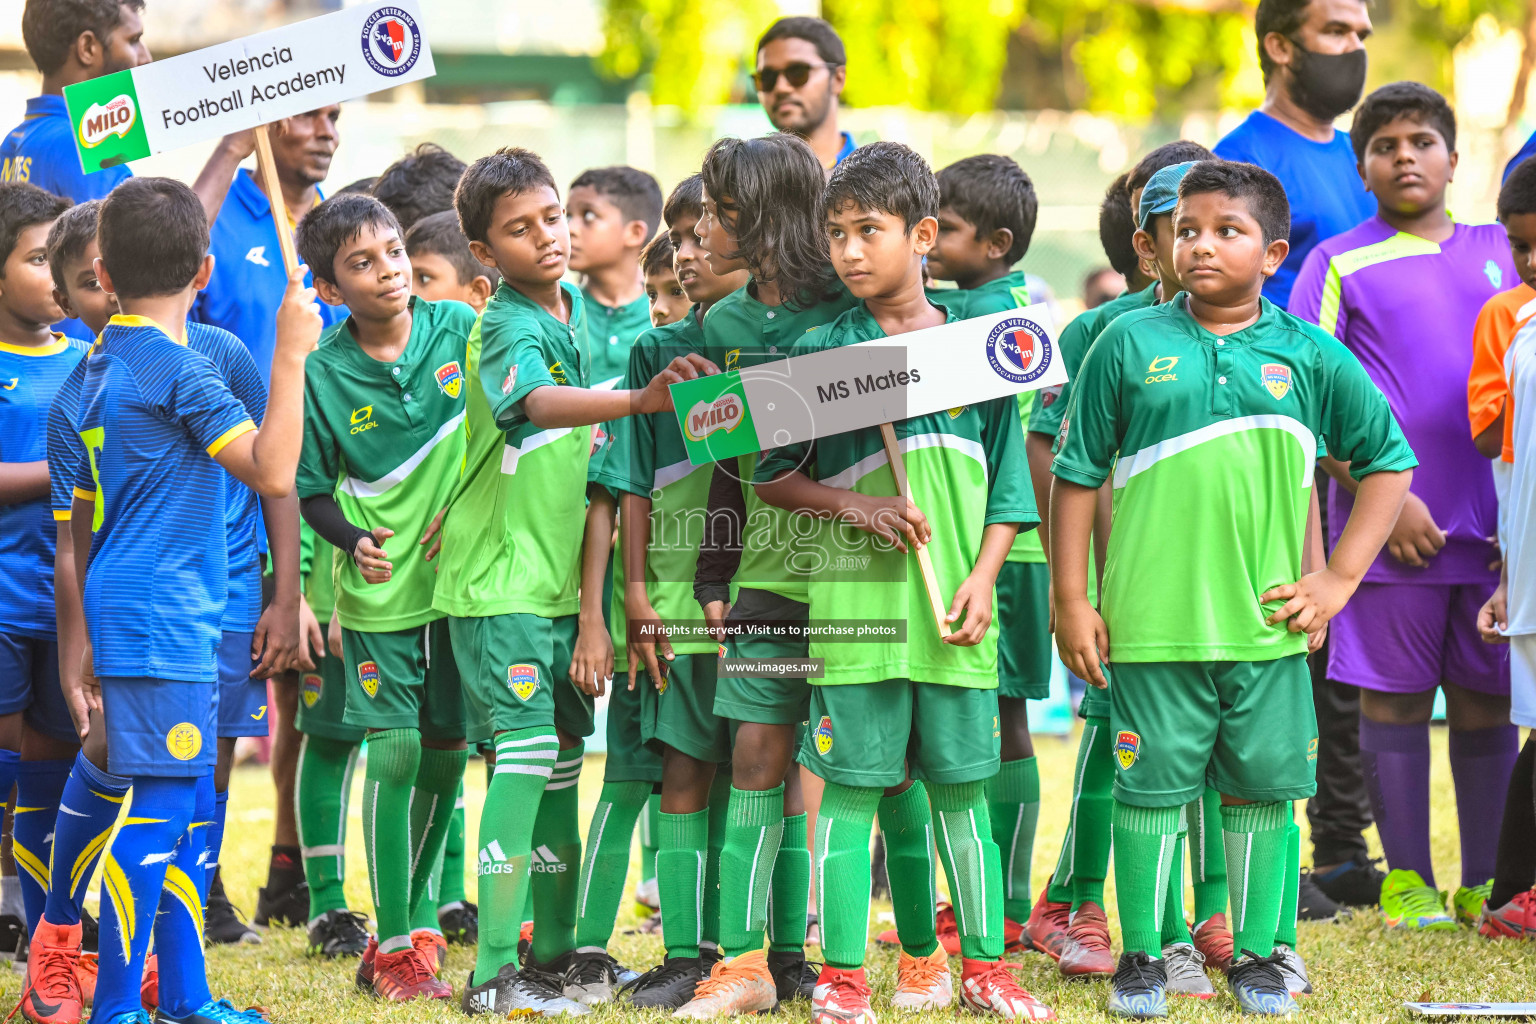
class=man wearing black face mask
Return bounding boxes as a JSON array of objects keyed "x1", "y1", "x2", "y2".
[{"x1": 1215, "y1": 0, "x2": 1374, "y2": 309}]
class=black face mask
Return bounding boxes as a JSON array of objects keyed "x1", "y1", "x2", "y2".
[{"x1": 1285, "y1": 43, "x2": 1367, "y2": 122}]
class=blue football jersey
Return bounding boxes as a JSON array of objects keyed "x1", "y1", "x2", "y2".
[
  {"x1": 74, "y1": 315, "x2": 256, "y2": 681},
  {"x1": 0, "y1": 336, "x2": 87, "y2": 637}
]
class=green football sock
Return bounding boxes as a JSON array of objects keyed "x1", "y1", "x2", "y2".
[
  {"x1": 409, "y1": 746, "x2": 469, "y2": 918},
  {"x1": 1189, "y1": 786, "x2": 1227, "y2": 923},
  {"x1": 1111, "y1": 800, "x2": 1181, "y2": 957},
  {"x1": 1161, "y1": 826, "x2": 1192, "y2": 946},
  {"x1": 296, "y1": 735, "x2": 358, "y2": 921},
  {"x1": 878, "y1": 781, "x2": 938, "y2": 958},
  {"x1": 816, "y1": 782, "x2": 880, "y2": 970},
  {"x1": 989, "y1": 756, "x2": 1039, "y2": 922},
  {"x1": 930, "y1": 780, "x2": 1004, "y2": 962},
  {"x1": 530, "y1": 742, "x2": 583, "y2": 964},
  {"x1": 718, "y1": 785, "x2": 784, "y2": 958},
  {"x1": 704, "y1": 771, "x2": 731, "y2": 948},
  {"x1": 574, "y1": 779, "x2": 651, "y2": 951},
  {"x1": 1275, "y1": 819, "x2": 1301, "y2": 950},
  {"x1": 410, "y1": 843, "x2": 445, "y2": 932},
  {"x1": 768, "y1": 811, "x2": 809, "y2": 954},
  {"x1": 658, "y1": 808, "x2": 709, "y2": 959},
  {"x1": 1058, "y1": 717, "x2": 1113, "y2": 910},
  {"x1": 439, "y1": 789, "x2": 467, "y2": 907},
  {"x1": 361, "y1": 728, "x2": 422, "y2": 952},
  {"x1": 475, "y1": 728, "x2": 557, "y2": 981},
  {"x1": 641, "y1": 793, "x2": 661, "y2": 886},
  {"x1": 1222, "y1": 801, "x2": 1289, "y2": 962}
]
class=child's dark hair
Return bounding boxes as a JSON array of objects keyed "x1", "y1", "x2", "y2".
[
  {"x1": 336, "y1": 176, "x2": 378, "y2": 196},
  {"x1": 406, "y1": 209, "x2": 499, "y2": 291},
  {"x1": 936, "y1": 154, "x2": 1036, "y2": 264},
  {"x1": 756, "y1": 16, "x2": 845, "y2": 66},
  {"x1": 664, "y1": 174, "x2": 705, "y2": 228},
  {"x1": 1178, "y1": 160, "x2": 1290, "y2": 246},
  {"x1": 641, "y1": 231, "x2": 676, "y2": 279},
  {"x1": 0, "y1": 182, "x2": 70, "y2": 276},
  {"x1": 45, "y1": 198, "x2": 100, "y2": 293},
  {"x1": 97, "y1": 177, "x2": 207, "y2": 299},
  {"x1": 1499, "y1": 157, "x2": 1536, "y2": 222},
  {"x1": 1129, "y1": 141, "x2": 1215, "y2": 195},
  {"x1": 21, "y1": 0, "x2": 142, "y2": 75},
  {"x1": 1097, "y1": 173, "x2": 1139, "y2": 279},
  {"x1": 825, "y1": 141, "x2": 939, "y2": 232},
  {"x1": 373, "y1": 143, "x2": 467, "y2": 231},
  {"x1": 1350, "y1": 81, "x2": 1457, "y2": 165},
  {"x1": 700, "y1": 135, "x2": 838, "y2": 311},
  {"x1": 571, "y1": 166, "x2": 664, "y2": 240},
  {"x1": 454, "y1": 147, "x2": 558, "y2": 245},
  {"x1": 295, "y1": 194, "x2": 402, "y2": 287}
]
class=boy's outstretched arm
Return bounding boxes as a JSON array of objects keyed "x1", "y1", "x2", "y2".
[
  {"x1": 1263, "y1": 468, "x2": 1413, "y2": 635},
  {"x1": 253, "y1": 491, "x2": 302, "y2": 677},
  {"x1": 522, "y1": 354, "x2": 719, "y2": 430},
  {"x1": 54, "y1": 525, "x2": 90, "y2": 735},
  {"x1": 1024, "y1": 433, "x2": 1054, "y2": 560},
  {"x1": 755, "y1": 469, "x2": 932, "y2": 553},
  {"x1": 572, "y1": 487, "x2": 616, "y2": 697},
  {"x1": 1050, "y1": 479, "x2": 1108, "y2": 689}
]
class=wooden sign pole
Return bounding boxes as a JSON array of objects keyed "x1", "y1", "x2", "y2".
[
  {"x1": 252, "y1": 123, "x2": 301, "y2": 276},
  {"x1": 879, "y1": 422, "x2": 951, "y2": 640}
]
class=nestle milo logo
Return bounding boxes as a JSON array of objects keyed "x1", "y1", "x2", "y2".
[
  {"x1": 685, "y1": 393, "x2": 745, "y2": 442},
  {"x1": 79, "y1": 95, "x2": 137, "y2": 148}
]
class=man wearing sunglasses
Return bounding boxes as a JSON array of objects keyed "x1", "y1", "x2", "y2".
[{"x1": 754, "y1": 17, "x2": 857, "y2": 171}]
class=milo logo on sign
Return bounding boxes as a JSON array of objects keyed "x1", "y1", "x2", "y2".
[
  {"x1": 79, "y1": 95, "x2": 137, "y2": 148},
  {"x1": 685, "y1": 393, "x2": 745, "y2": 442},
  {"x1": 63, "y1": 70, "x2": 149, "y2": 173}
]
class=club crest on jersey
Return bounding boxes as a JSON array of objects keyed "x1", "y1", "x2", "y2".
[
  {"x1": 986, "y1": 317, "x2": 1052, "y2": 385},
  {"x1": 508, "y1": 664, "x2": 538, "y2": 701},
  {"x1": 1114, "y1": 730, "x2": 1141, "y2": 770},
  {"x1": 435, "y1": 361, "x2": 463, "y2": 399},
  {"x1": 301, "y1": 673, "x2": 322, "y2": 709},
  {"x1": 1261, "y1": 363, "x2": 1292, "y2": 400},
  {"x1": 948, "y1": 406, "x2": 967, "y2": 419},
  {"x1": 813, "y1": 715, "x2": 834, "y2": 756},
  {"x1": 501, "y1": 365, "x2": 518, "y2": 395},
  {"x1": 718, "y1": 643, "x2": 728, "y2": 659},
  {"x1": 357, "y1": 661, "x2": 380, "y2": 698},
  {"x1": 166, "y1": 723, "x2": 202, "y2": 762}
]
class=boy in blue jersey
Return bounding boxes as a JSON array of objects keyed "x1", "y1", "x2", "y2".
[{"x1": 67, "y1": 176, "x2": 321, "y2": 1024}]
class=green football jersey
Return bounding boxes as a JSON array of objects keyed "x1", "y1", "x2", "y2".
[
  {"x1": 701, "y1": 282, "x2": 859, "y2": 602},
  {"x1": 296, "y1": 297, "x2": 475, "y2": 632},
  {"x1": 432, "y1": 281, "x2": 592, "y2": 619},
  {"x1": 756, "y1": 302, "x2": 1037, "y2": 688},
  {"x1": 1052, "y1": 294, "x2": 1416, "y2": 664},
  {"x1": 298, "y1": 522, "x2": 337, "y2": 622},
  {"x1": 583, "y1": 288, "x2": 651, "y2": 388},
  {"x1": 585, "y1": 422, "x2": 631, "y2": 672},
  {"x1": 1030, "y1": 282, "x2": 1159, "y2": 443}
]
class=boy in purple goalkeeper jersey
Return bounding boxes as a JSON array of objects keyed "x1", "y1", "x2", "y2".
[{"x1": 1290, "y1": 82, "x2": 1516, "y2": 930}]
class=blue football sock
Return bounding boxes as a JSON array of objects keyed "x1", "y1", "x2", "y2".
[
  {"x1": 0, "y1": 748, "x2": 20, "y2": 835},
  {"x1": 14, "y1": 758, "x2": 72, "y2": 935},
  {"x1": 44, "y1": 751, "x2": 131, "y2": 927},
  {"x1": 207, "y1": 785, "x2": 229, "y2": 890},
  {"x1": 93, "y1": 775, "x2": 196, "y2": 1023},
  {"x1": 155, "y1": 772, "x2": 214, "y2": 1017}
]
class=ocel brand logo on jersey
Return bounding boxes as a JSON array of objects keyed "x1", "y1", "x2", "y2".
[
  {"x1": 166, "y1": 723, "x2": 202, "y2": 761},
  {"x1": 530, "y1": 844, "x2": 567, "y2": 873},
  {"x1": 435, "y1": 361, "x2": 463, "y2": 398},
  {"x1": 78, "y1": 95, "x2": 137, "y2": 148},
  {"x1": 302, "y1": 673, "x2": 322, "y2": 708},
  {"x1": 507, "y1": 664, "x2": 538, "y2": 701},
  {"x1": 1307, "y1": 737, "x2": 1319, "y2": 761},
  {"x1": 684, "y1": 394, "x2": 745, "y2": 442},
  {"x1": 1145, "y1": 356, "x2": 1179, "y2": 384},
  {"x1": 350, "y1": 405, "x2": 379, "y2": 435},
  {"x1": 1114, "y1": 730, "x2": 1141, "y2": 770},
  {"x1": 549, "y1": 361, "x2": 568, "y2": 385},
  {"x1": 478, "y1": 839, "x2": 519, "y2": 875},
  {"x1": 358, "y1": 661, "x2": 380, "y2": 698},
  {"x1": 986, "y1": 317, "x2": 1052, "y2": 385},
  {"x1": 814, "y1": 715, "x2": 834, "y2": 756},
  {"x1": 725, "y1": 349, "x2": 740, "y2": 371},
  {"x1": 1261, "y1": 363, "x2": 1292, "y2": 400}
]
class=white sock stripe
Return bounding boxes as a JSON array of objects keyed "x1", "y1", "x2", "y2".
[
  {"x1": 1239, "y1": 832, "x2": 1254, "y2": 932},
  {"x1": 815, "y1": 815, "x2": 831, "y2": 944},
  {"x1": 925, "y1": 822, "x2": 937, "y2": 914},
  {"x1": 366, "y1": 780, "x2": 381, "y2": 909},
  {"x1": 494, "y1": 764, "x2": 554, "y2": 778},
  {"x1": 302, "y1": 844, "x2": 346, "y2": 859},
  {"x1": 1007, "y1": 803, "x2": 1025, "y2": 899},
  {"x1": 553, "y1": 756, "x2": 583, "y2": 769},
  {"x1": 1152, "y1": 834, "x2": 1171, "y2": 932},
  {"x1": 939, "y1": 811, "x2": 968, "y2": 936},
  {"x1": 545, "y1": 779, "x2": 579, "y2": 791},
  {"x1": 498, "y1": 748, "x2": 558, "y2": 760},
  {"x1": 410, "y1": 794, "x2": 439, "y2": 875},
  {"x1": 550, "y1": 766, "x2": 582, "y2": 778},
  {"x1": 577, "y1": 803, "x2": 611, "y2": 918},
  {"x1": 497, "y1": 734, "x2": 560, "y2": 748},
  {"x1": 968, "y1": 807, "x2": 989, "y2": 937},
  {"x1": 294, "y1": 735, "x2": 308, "y2": 846},
  {"x1": 745, "y1": 826, "x2": 768, "y2": 934},
  {"x1": 695, "y1": 849, "x2": 705, "y2": 947}
]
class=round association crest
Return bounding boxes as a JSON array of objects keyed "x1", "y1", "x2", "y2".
[
  {"x1": 166, "y1": 723, "x2": 203, "y2": 761},
  {"x1": 361, "y1": 7, "x2": 423, "y2": 78},
  {"x1": 985, "y1": 317, "x2": 1052, "y2": 385},
  {"x1": 813, "y1": 715, "x2": 834, "y2": 756}
]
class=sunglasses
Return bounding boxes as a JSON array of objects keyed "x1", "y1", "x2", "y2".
[{"x1": 752, "y1": 61, "x2": 838, "y2": 92}]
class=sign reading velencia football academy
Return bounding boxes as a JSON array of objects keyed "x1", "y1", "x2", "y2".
[
  {"x1": 669, "y1": 304, "x2": 1065, "y2": 465},
  {"x1": 64, "y1": 0, "x2": 434, "y2": 174}
]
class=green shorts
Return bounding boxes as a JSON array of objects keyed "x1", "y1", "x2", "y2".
[
  {"x1": 341, "y1": 621, "x2": 465, "y2": 742},
  {"x1": 294, "y1": 650, "x2": 365, "y2": 743},
  {"x1": 1079, "y1": 675, "x2": 1111, "y2": 721},
  {"x1": 605, "y1": 676, "x2": 662, "y2": 783},
  {"x1": 714, "y1": 631, "x2": 811, "y2": 725},
  {"x1": 642, "y1": 653, "x2": 731, "y2": 764},
  {"x1": 1110, "y1": 654, "x2": 1317, "y2": 808},
  {"x1": 997, "y1": 561, "x2": 1052, "y2": 700},
  {"x1": 447, "y1": 613, "x2": 595, "y2": 744},
  {"x1": 799, "y1": 680, "x2": 1001, "y2": 789}
]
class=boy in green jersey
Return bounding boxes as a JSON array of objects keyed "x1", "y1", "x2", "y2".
[
  {"x1": 294, "y1": 193, "x2": 474, "y2": 1002},
  {"x1": 642, "y1": 232, "x2": 689, "y2": 328},
  {"x1": 1051, "y1": 160, "x2": 1414, "y2": 1019},
  {"x1": 568, "y1": 166, "x2": 664, "y2": 387},
  {"x1": 755, "y1": 141, "x2": 1050, "y2": 1024},
  {"x1": 435, "y1": 147, "x2": 713, "y2": 1017}
]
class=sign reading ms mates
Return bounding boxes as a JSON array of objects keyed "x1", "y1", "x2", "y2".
[
  {"x1": 670, "y1": 304, "x2": 1066, "y2": 465},
  {"x1": 64, "y1": 1, "x2": 434, "y2": 174}
]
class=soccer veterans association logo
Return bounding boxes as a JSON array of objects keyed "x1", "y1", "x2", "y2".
[
  {"x1": 507, "y1": 664, "x2": 539, "y2": 701},
  {"x1": 166, "y1": 722, "x2": 202, "y2": 761},
  {"x1": 302, "y1": 673, "x2": 323, "y2": 709},
  {"x1": 1261, "y1": 363, "x2": 1292, "y2": 400},
  {"x1": 1114, "y1": 730, "x2": 1141, "y2": 770},
  {"x1": 814, "y1": 715, "x2": 834, "y2": 756},
  {"x1": 361, "y1": 7, "x2": 423, "y2": 78},
  {"x1": 986, "y1": 316, "x2": 1052, "y2": 386},
  {"x1": 358, "y1": 660, "x2": 380, "y2": 698},
  {"x1": 435, "y1": 360, "x2": 463, "y2": 398}
]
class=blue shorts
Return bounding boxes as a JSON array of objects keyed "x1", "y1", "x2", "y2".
[
  {"x1": 0, "y1": 633, "x2": 77, "y2": 743},
  {"x1": 100, "y1": 677, "x2": 216, "y2": 778},
  {"x1": 216, "y1": 631, "x2": 269, "y2": 737}
]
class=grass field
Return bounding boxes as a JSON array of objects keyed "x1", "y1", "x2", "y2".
[{"x1": 4, "y1": 725, "x2": 1532, "y2": 1022}]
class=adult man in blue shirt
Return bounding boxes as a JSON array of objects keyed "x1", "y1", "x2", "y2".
[{"x1": 754, "y1": 17, "x2": 857, "y2": 171}]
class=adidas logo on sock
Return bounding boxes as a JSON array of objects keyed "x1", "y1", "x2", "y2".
[
  {"x1": 477, "y1": 840, "x2": 520, "y2": 876},
  {"x1": 530, "y1": 844, "x2": 567, "y2": 873}
]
